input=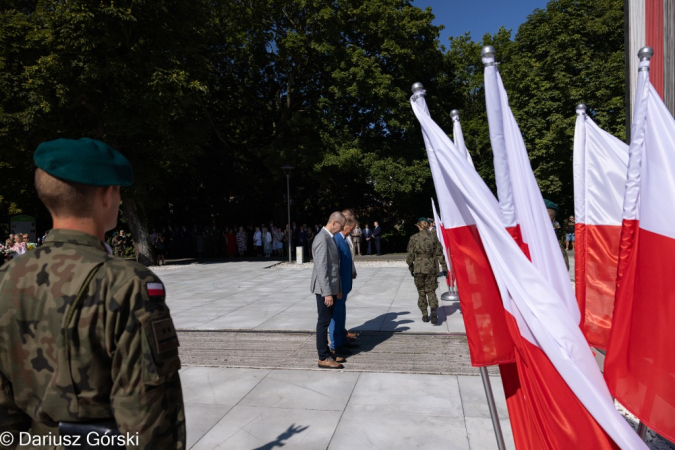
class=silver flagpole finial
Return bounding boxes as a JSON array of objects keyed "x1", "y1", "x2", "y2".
[
  {"x1": 638, "y1": 47, "x2": 654, "y2": 61},
  {"x1": 412, "y1": 82, "x2": 425, "y2": 94},
  {"x1": 576, "y1": 103, "x2": 587, "y2": 116},
  {"x1": 450, "y1": 109, "x2": 460, "y2": 122},
  {"x1": 481, "y1": 46, "x2": 496, "y2": 67}
]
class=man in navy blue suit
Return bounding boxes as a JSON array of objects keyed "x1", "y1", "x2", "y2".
[
  {"x1": 372, "y1": 221, "x2": 382, "y2": 255},
  {"x1": 362, "y1": 224, "x2": 373, "y2": 255},
  {"x1": 330, "y1": 216, "x2": 358, "y2": 355}
]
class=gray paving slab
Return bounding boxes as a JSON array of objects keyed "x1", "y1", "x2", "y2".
[
  {"x1": 345, "y1": 372, "x2": 464, "y2": 417},
  {"x1": 465, "y1": 418, "x2": 515, "y2": 450},
  {"x1": 329, "y1": 411, "x2": 471, "y2": 450},
  {"x1": 237, "y1": 369, "x2": 360, "y2": 411},
  {"x1": 180, "y1": 367, "x2": 270, "y2": 405},
  {"x1": 458, "y1": 375, "x2": 509, "y2": 419},
  {"x1": 192, "y1": 405, "x2": 343, "y2": 450},
  {"x1": 184, "y1": 403, "x2": 234, "y2": 449}
]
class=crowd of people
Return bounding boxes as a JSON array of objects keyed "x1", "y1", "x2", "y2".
[
  {"x1": 1, "y1": 219, "x2": 385, "y2": 266},
  {"x1": 140, "y1": 220, "x2": 383, "y2": 262},
  {"x1": 1, "y1": 232, "x2": 45, "y2": 263}
]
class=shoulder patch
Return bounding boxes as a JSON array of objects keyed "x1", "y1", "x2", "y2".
[
  {"x1": 151, "y1": 318, "x2": 179, "y2": 353},
  {"x1": 146, "y1": 282, "x2": 165, "y2": 298}
]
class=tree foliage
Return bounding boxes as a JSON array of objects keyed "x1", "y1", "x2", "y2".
[{"x1": 0, "y1": 0, "x2": 625, "y2": 253}]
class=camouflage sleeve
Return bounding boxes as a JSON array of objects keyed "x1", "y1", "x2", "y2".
[
  {"x1": 405, "y1": 236, "x2": 415, "y2": 271},
  {"x1": 0, "y1": 368, "x2": 31, "y2": 437},
  {"x1": 106, "y1": 269, "x2": 185, "y2": 450},
  {"x1": 435, "y1": 239, "x2": 448, "y2": 272}
]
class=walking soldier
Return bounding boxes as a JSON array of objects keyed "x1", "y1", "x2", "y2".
[{"x1": 406, "y1": 217, "x2": 447, "y2": 324}]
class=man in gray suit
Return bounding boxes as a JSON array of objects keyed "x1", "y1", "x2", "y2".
[{"x1": 311, "y1": 211, "x2": 346, "y2": 369}]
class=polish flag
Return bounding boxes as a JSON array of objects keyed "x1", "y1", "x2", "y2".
[
  {"x1": 146, "y1": 282, "x2": 165, "y2": 297},
  {"x1": 573, "y1": 106, "x2": 628, "y2": 349},
  {"x1": 414, "y1": 88, "x2": 530, "y2": 446},
  {"x1": 412, "y1": 86, "x2": 515, "y2": 367},
  {"x1": 451, "y1": 109, "x2": 475, "y2": 168},
  {"x1": 411, "y1": 83, "x2": 644, "y2": 449},
  {"x1": 479, "y1": 47, "x2": 645, "y2": 449},
  {"x1": 604, "y1": 50, "x2": 675, "y2": 443},
  {"x1": 431, "y1": 198, "x2": 454, "y2": 288}
]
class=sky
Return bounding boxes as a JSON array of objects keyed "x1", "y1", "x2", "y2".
[{"x1": 412, "y1": 0, "x2": 552, "y2": 46}]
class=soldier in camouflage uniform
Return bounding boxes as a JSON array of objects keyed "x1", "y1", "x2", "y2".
[
  {"x1": 406, "y1": 217, "x2": 447, "y2": 324},
  {"x1": 0, "y1": 138, "x2": 185, "y2": 449}
]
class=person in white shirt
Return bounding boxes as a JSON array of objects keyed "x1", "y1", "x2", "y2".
[{"x1": 253, "y1": 227, "x2": 263, "y2": 257}]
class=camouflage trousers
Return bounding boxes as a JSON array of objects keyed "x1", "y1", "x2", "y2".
[{"x1": 414, "y1": 273, "x2": 438, "y2": 315}]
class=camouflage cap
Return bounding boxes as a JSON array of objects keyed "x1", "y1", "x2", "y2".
[
  {"x1": 544, "y1": 199, "x2": 559, "y2": 212},
  {"x1": 34, "y1": 138, "x2": 133, "y2": 186}
]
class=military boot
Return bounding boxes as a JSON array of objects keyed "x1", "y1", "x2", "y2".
[
  {"x1": 430, "y1": 309, "x2": 438, "y2": 325},
  {"x1": 422, "y1": 315, "x2": 429, "y2": 322}
]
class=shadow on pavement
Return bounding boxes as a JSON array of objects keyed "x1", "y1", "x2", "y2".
[
  {"x1": 253, "y1": 424, "x2": 309, "y2": 450},
  {"x1": 343, "y1": 312, "x2": 413, "y2": 356},
  {"x1": 434, "y1": 301, "x2": 460, "y2": 327}
]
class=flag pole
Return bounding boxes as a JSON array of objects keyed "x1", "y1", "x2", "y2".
[
  {"x1": 480, "y1": 367, "x2": 507, "y2": 450},
  {"x1": 632, "y1": 45, "x2": 654, "y2": 444}
]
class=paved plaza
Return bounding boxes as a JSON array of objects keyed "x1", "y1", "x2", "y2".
[
  {"x1": 161, "y1": 255, "x2": 577, "y2": 449},
  {"x1": 180, "y1": 367, "x2": 514, "y2": 450},
  {"x1": 163, "y1": 261, "x2": 466, "y2": 333}
]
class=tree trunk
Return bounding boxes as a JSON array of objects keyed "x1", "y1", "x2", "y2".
[{"x1": 122, "y1": 199, "x2": 154, "y2": 266}]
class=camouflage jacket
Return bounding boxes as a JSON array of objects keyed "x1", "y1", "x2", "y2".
[
  {"x1": 0, "y1": 229, "x2": 185, "y2": 449},
  {"x1": 406, "y1": 230, "x2": 447, "y2": 275}
]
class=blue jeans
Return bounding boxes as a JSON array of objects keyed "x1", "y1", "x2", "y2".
[{"x1": 329, "y1": 293, "x2": 348, "y2": 350}]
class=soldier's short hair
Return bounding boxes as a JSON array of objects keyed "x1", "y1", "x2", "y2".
[
  {"x1": 35, "y1": 168, "x2": 99, "y2": 218},
  {"x1": 342, "y1": 209, "x2": 355, "y2": 219}
]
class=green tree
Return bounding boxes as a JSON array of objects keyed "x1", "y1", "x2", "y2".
[
  {"x1": 502, "y1": 0, "x2": 625, "y2": 216},
  {"x1": 1, "y1": 0, "x2": 214, "y2": 263}
]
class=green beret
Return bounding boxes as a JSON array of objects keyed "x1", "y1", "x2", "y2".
[
  {"x1": 417, "y1": 217, "x2": 429, "y2": 223},
  {"x1": 34, "y1": 138, "x2": 133, "y2": 186},
  {"x1": 544, "y1": 199, "x2": 559, "y2": 212}
]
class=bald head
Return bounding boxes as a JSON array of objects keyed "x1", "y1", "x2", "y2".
[{"x1": 326, "y1": 211, "x2": 345, "y2": 234}]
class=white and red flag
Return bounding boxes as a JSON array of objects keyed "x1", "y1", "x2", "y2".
[
  {"x1": 573, "y1": 106, "x2": 628, "y2": 349},
  {"x1": 451, "y1": 109, "x2": 475, "y2": 168},
  {"x1": 411, "y1": 80, "x2": 645, "y2": 449},
  {"x1": 604, "y1": 49, "x2": 675, "y2": 443},
  {"x1": 481, "y1": 46, "x2": 646, "y2": 449},
  {"x1": 412, "y1": 86, "x2": 515, "y2": 367},
  {"x1": 430, "y1": 198, "x2": 454, "y2": 288}
]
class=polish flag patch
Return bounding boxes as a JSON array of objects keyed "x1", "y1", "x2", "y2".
[{"x1": 146, "y1": 282, "x2": 165, "y2": 298}]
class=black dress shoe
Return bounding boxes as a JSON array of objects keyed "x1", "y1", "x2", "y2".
[{"x1": 334, "y1": 347, "x2": 353, "y2": 356}]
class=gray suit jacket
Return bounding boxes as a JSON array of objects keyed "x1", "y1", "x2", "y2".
[{"x1": 310, "y1": 227, "x2": 341, "y2": 296}]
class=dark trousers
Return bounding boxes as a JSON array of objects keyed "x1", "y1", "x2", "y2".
[
  {"x1": 316, "y1": 294, "x2": 335, "y2": 360},
  {"x1": 366, "y1": 239, "x2": 372, "y2": 254},
  {"x1": 374, "y1": 237, "x2": 381, "y2": 255}
]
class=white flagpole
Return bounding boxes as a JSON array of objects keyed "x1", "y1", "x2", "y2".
[
  {"x1": 633, "y1": 46, "x2": 655, "y2": 444},
  {"x1": 412, "y1": 82, "x2": 505, "y2": 450}
]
